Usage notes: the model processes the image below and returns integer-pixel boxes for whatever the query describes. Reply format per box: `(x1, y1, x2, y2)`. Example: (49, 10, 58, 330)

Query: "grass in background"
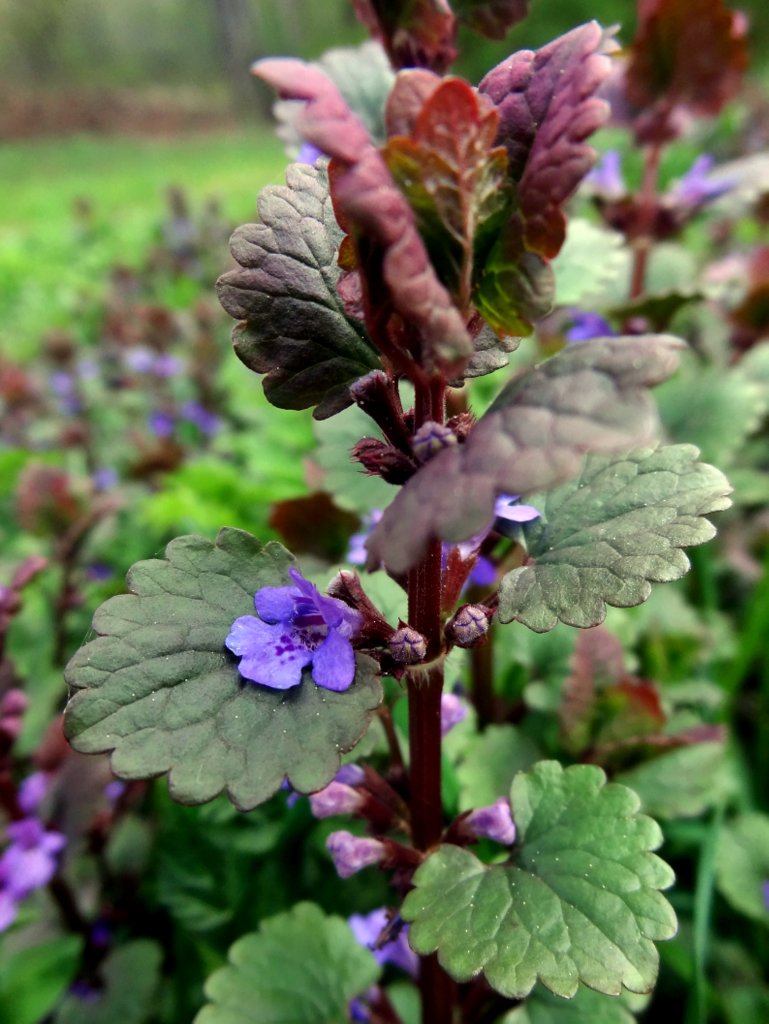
(0, 130, 286, 357)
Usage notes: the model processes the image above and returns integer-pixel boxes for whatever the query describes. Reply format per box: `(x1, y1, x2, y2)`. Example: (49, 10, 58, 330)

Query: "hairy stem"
(406, 373, 456, 1022)
(629, 142, 662, 300)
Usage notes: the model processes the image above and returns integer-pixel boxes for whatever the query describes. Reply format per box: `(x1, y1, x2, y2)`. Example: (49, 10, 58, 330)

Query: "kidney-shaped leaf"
(366, 336, 683, 574)
(64, 529, 382, 811)
(217, 163, 380, 420)
(498, 445, 732, 632)
(196, 902, 380, 1024)
(402, 761, 677, 999)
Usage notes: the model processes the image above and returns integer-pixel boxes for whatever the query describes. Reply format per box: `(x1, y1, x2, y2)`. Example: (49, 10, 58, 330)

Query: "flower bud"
(446, 604, 490, 648)
(411, 421, 457, 463)
(310, 781, 364, 819)
(466, 798, 516, 845)
(389, 626, 427, 665)
(326, 831, 386, 878)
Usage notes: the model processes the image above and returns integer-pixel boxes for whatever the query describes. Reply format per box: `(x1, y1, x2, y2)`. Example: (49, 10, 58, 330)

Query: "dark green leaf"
(452, 0, 528, 39)
(54, 941, 162, 1024)
(501, 983, 636, 1023)
(217, 163, 380, 419)
(498, 445, 732, 632)
(367, 336, 683, 574)
(64, 529, 382, 810)
(403, 761, 676, 998)
(195, 902, 380, 1024)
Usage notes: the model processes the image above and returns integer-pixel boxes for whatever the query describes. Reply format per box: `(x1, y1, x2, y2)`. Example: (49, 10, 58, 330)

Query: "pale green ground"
(0, 130, 287, 357)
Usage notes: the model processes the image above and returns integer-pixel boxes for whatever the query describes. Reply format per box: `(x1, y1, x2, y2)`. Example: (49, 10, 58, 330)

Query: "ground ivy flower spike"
(225, 567, 362, 691)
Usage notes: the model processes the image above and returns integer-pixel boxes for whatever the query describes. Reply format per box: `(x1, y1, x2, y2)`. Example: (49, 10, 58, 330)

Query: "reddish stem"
(629, 142, 663, 300)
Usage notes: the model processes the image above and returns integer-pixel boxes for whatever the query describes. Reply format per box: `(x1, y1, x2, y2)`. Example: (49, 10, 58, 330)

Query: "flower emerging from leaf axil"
(225, 567, 362, 692)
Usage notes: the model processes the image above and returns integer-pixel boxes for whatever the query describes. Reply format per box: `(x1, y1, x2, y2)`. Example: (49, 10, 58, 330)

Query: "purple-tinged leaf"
(352, 0, 458, 74)
(216, 163, 380, 419)
(383, 78, 509, 311)
(479, 22, 612, 258)
(254, 58, 473, 378)
(626, 0, 748, 120)
(384, 68, 442, 137)
(452, 0, 528, 39)
(366, 336, 683, 574)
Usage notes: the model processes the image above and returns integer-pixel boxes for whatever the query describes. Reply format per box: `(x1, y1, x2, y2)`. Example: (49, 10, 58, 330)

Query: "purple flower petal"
(226, 617, 311, 689)
(327, 831, 385, 878)
(466, 797, 516, 845)
(312, 627, 356, 692)
(0, 890, 18, 932)
(254, 585, 296, 624)
(18, 772, 49, 815)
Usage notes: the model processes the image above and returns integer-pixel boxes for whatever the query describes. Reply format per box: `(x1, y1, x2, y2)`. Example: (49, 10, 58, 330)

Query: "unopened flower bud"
(446, 604, 490, 648)
(466, 798, 516, 845)
(351, 438, 415, 485)
(326, 830, 386, 878)
(412, 421, 457, 463)
(389, 626, 427, 665)
(310, 781, 364, 819)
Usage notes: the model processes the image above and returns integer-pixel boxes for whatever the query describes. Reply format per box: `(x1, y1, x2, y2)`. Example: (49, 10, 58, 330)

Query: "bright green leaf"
(498, 445, 732, 632)
(0, 935, 82, 1024)
(195, 902, 380, 1024)
(403, 761, 677, 999)
(552, 219, 627, 309)
(64, 529, 382, 810)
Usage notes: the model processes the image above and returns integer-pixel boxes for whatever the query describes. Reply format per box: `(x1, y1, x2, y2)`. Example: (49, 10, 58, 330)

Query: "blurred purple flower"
(494, 494, 540, 525)
(180, 401, 221, 437)
(326, 831, 385, 878)
(147, 411, 175, 438)
(85, 563, 115, 583)
(0, 817, 66, 931)
(152, 354, 183, 378)
(763, 880, 769, 913)
(309, 781, 364, 819)
(349, 997, 370, 1022)
(667, 155, 733, 208)
(565, 310, 617, 343)
(48, 371, 81, 414)
(349, 908, 419, 977)
(226, 567, 362, 691)
(440, 692, 467, 736)
(468, 555, 496, 587)
(92, 467, 118, 492)
(124, 348, 156, 374)
(585, 150, 625, 200)
(18, 772, 49, 815)
(347, 511, 383, 566)
(297, 142, 323, 164)
(466, 797, 516, 845)
(105, 780, 127, 803)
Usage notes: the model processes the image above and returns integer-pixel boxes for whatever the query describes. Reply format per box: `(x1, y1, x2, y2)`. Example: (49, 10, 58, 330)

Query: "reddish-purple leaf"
(352, 0, 458, 73)
(254, 58, 472, 378)
(626, 0, 748, 119)
(452, 0, 529, 39)
(383, 78, 509, 311)
(366, 335, 683, 574)
(384, 69, 442, 137)
(479, 22, 611, 258)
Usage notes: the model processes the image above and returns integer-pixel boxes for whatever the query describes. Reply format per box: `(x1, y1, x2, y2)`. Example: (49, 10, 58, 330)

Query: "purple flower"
(565, 310, 617, 344)
(466, 798, 516, 845)
(348, 908, 419, 977)
(326, 831, 385, 878)
(152, 354, 183, 379)
(763, 880, 769, 913)
(494, 494, 540, 525)
(226, 567, 362, 691)
(297, 142, 323, 165)
(468, 555, 496, 588)
(124, 348, 156, 374)
(667, 155, 733, 208)
(92, 467, 118, 492)
(584, 150, 625, 200)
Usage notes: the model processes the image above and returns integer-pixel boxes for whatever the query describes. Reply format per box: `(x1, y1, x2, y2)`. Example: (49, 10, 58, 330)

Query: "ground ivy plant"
(63, 3, 735, 1022)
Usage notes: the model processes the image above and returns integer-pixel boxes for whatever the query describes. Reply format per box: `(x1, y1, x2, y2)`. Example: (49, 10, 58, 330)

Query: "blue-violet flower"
(326, 831, 385, 878)
(466, 797, 516, 845)
(348, 908, 419, 977)
(226, 567, 362, 691)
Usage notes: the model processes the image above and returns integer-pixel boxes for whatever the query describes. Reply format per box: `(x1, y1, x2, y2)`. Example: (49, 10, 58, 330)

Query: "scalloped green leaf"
(714, 813, 769, 925)
(498, 445, 732, 633)
(216, 163, 380, 420)
(195, 902, 380, 1024)
(552, 219, 626, 308)
(402, 761, 676, 1000)
(64, 529, 382, 811)
(456, 724, 540, 808)
(615, 743, 733, 820)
